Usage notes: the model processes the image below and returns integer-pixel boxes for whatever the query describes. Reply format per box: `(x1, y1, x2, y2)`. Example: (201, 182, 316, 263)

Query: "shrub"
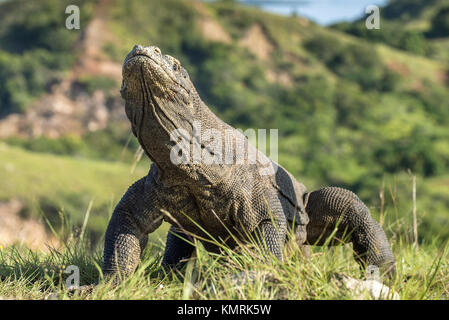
(428, 6, 449, 38)
(76, 76, 117, 95)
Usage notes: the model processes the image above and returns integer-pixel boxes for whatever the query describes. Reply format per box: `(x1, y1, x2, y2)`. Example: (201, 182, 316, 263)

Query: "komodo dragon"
(102, 45, 395, 281)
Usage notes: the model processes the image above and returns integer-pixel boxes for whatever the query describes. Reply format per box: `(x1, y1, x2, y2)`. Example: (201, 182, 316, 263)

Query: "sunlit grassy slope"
(0, 143, 170, 241)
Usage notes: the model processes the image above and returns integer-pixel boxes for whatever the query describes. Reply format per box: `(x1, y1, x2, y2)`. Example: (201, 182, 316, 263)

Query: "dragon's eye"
(172, 58, 181, 71)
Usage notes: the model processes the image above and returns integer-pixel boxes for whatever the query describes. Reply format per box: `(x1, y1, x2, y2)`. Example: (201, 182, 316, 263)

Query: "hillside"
(0, 0, 448, 247)
(332, 0, 449, 61)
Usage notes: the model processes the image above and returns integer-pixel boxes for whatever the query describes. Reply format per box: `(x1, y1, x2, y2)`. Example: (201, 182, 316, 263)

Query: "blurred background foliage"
(0, 0, 448, 246)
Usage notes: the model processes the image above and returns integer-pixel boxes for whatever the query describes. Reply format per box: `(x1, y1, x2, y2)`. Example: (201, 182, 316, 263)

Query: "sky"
(257, 0, 388, 25)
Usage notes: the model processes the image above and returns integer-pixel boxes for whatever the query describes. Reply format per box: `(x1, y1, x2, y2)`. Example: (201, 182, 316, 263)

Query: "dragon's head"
(121, 45, 196, 140)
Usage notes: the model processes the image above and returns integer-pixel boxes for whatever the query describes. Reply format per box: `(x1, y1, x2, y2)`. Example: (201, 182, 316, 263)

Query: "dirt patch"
(436, 68, 448, 85)
(0, 199, 60, 251)
(386, 60, 410, 77)
(410, 79, 424, 92)
(193, 0, 232, 44)
(198, 18, 232, 44)
(266, 69, 293, 87)
(237, 23, 293, 86)
(297, 17, 310, 27)
(239, 24, 274, 62)
(0, 87, 113, 138)
(72, 0, 122, 82)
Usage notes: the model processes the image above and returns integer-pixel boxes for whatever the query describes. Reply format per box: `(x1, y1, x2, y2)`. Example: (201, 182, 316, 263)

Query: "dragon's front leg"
(103, 177, 163, 282)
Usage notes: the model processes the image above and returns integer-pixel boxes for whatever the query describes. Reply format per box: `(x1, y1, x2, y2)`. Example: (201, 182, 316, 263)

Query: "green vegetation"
(332, 21, 429, 56)
(106, 0, 199, 62)
(0, 0, 93, 116)
(332, 0, 449, 60)
(428, 6, 449, 38)
(0, 143, 149, 241)
(5, 123, 141, 163)
(75, 75, 118, 95)
(0, 227, 447, 299)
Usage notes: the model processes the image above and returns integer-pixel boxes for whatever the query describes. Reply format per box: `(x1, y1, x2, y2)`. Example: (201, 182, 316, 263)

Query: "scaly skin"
(102, 45, 395, 282)
(305, 187, 395, 275)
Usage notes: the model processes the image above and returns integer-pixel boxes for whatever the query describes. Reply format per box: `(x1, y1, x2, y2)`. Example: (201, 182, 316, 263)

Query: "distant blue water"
(258, 0, 388, 25)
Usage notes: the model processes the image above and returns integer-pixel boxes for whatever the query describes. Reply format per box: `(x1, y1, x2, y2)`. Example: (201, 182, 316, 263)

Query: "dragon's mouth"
(123, 54, 191, 97)
(123, 53, 151, 65)
(123, 52, 169, 84)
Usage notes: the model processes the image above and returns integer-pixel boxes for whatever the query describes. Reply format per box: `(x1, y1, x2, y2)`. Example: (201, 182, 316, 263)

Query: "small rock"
(44, 293, 60, 300)
(336, 274, 399, 300)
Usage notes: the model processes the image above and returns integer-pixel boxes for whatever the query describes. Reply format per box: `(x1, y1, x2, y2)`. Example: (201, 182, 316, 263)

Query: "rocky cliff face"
(0, 199, 59, 251)
(0, 81, 118, 139)
(0, 0, 124, 139)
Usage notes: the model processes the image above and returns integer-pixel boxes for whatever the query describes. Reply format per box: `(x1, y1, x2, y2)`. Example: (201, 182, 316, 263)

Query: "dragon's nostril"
(154, 47, 161, 54)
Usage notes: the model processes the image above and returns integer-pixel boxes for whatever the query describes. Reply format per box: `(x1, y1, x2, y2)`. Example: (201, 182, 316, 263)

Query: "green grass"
(429, 38, 449, 63)
(0, 143, 142, 202)
(0, 230, 447, 300)
(376, 43, 447, 87)
(0, 143, 150, 239)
